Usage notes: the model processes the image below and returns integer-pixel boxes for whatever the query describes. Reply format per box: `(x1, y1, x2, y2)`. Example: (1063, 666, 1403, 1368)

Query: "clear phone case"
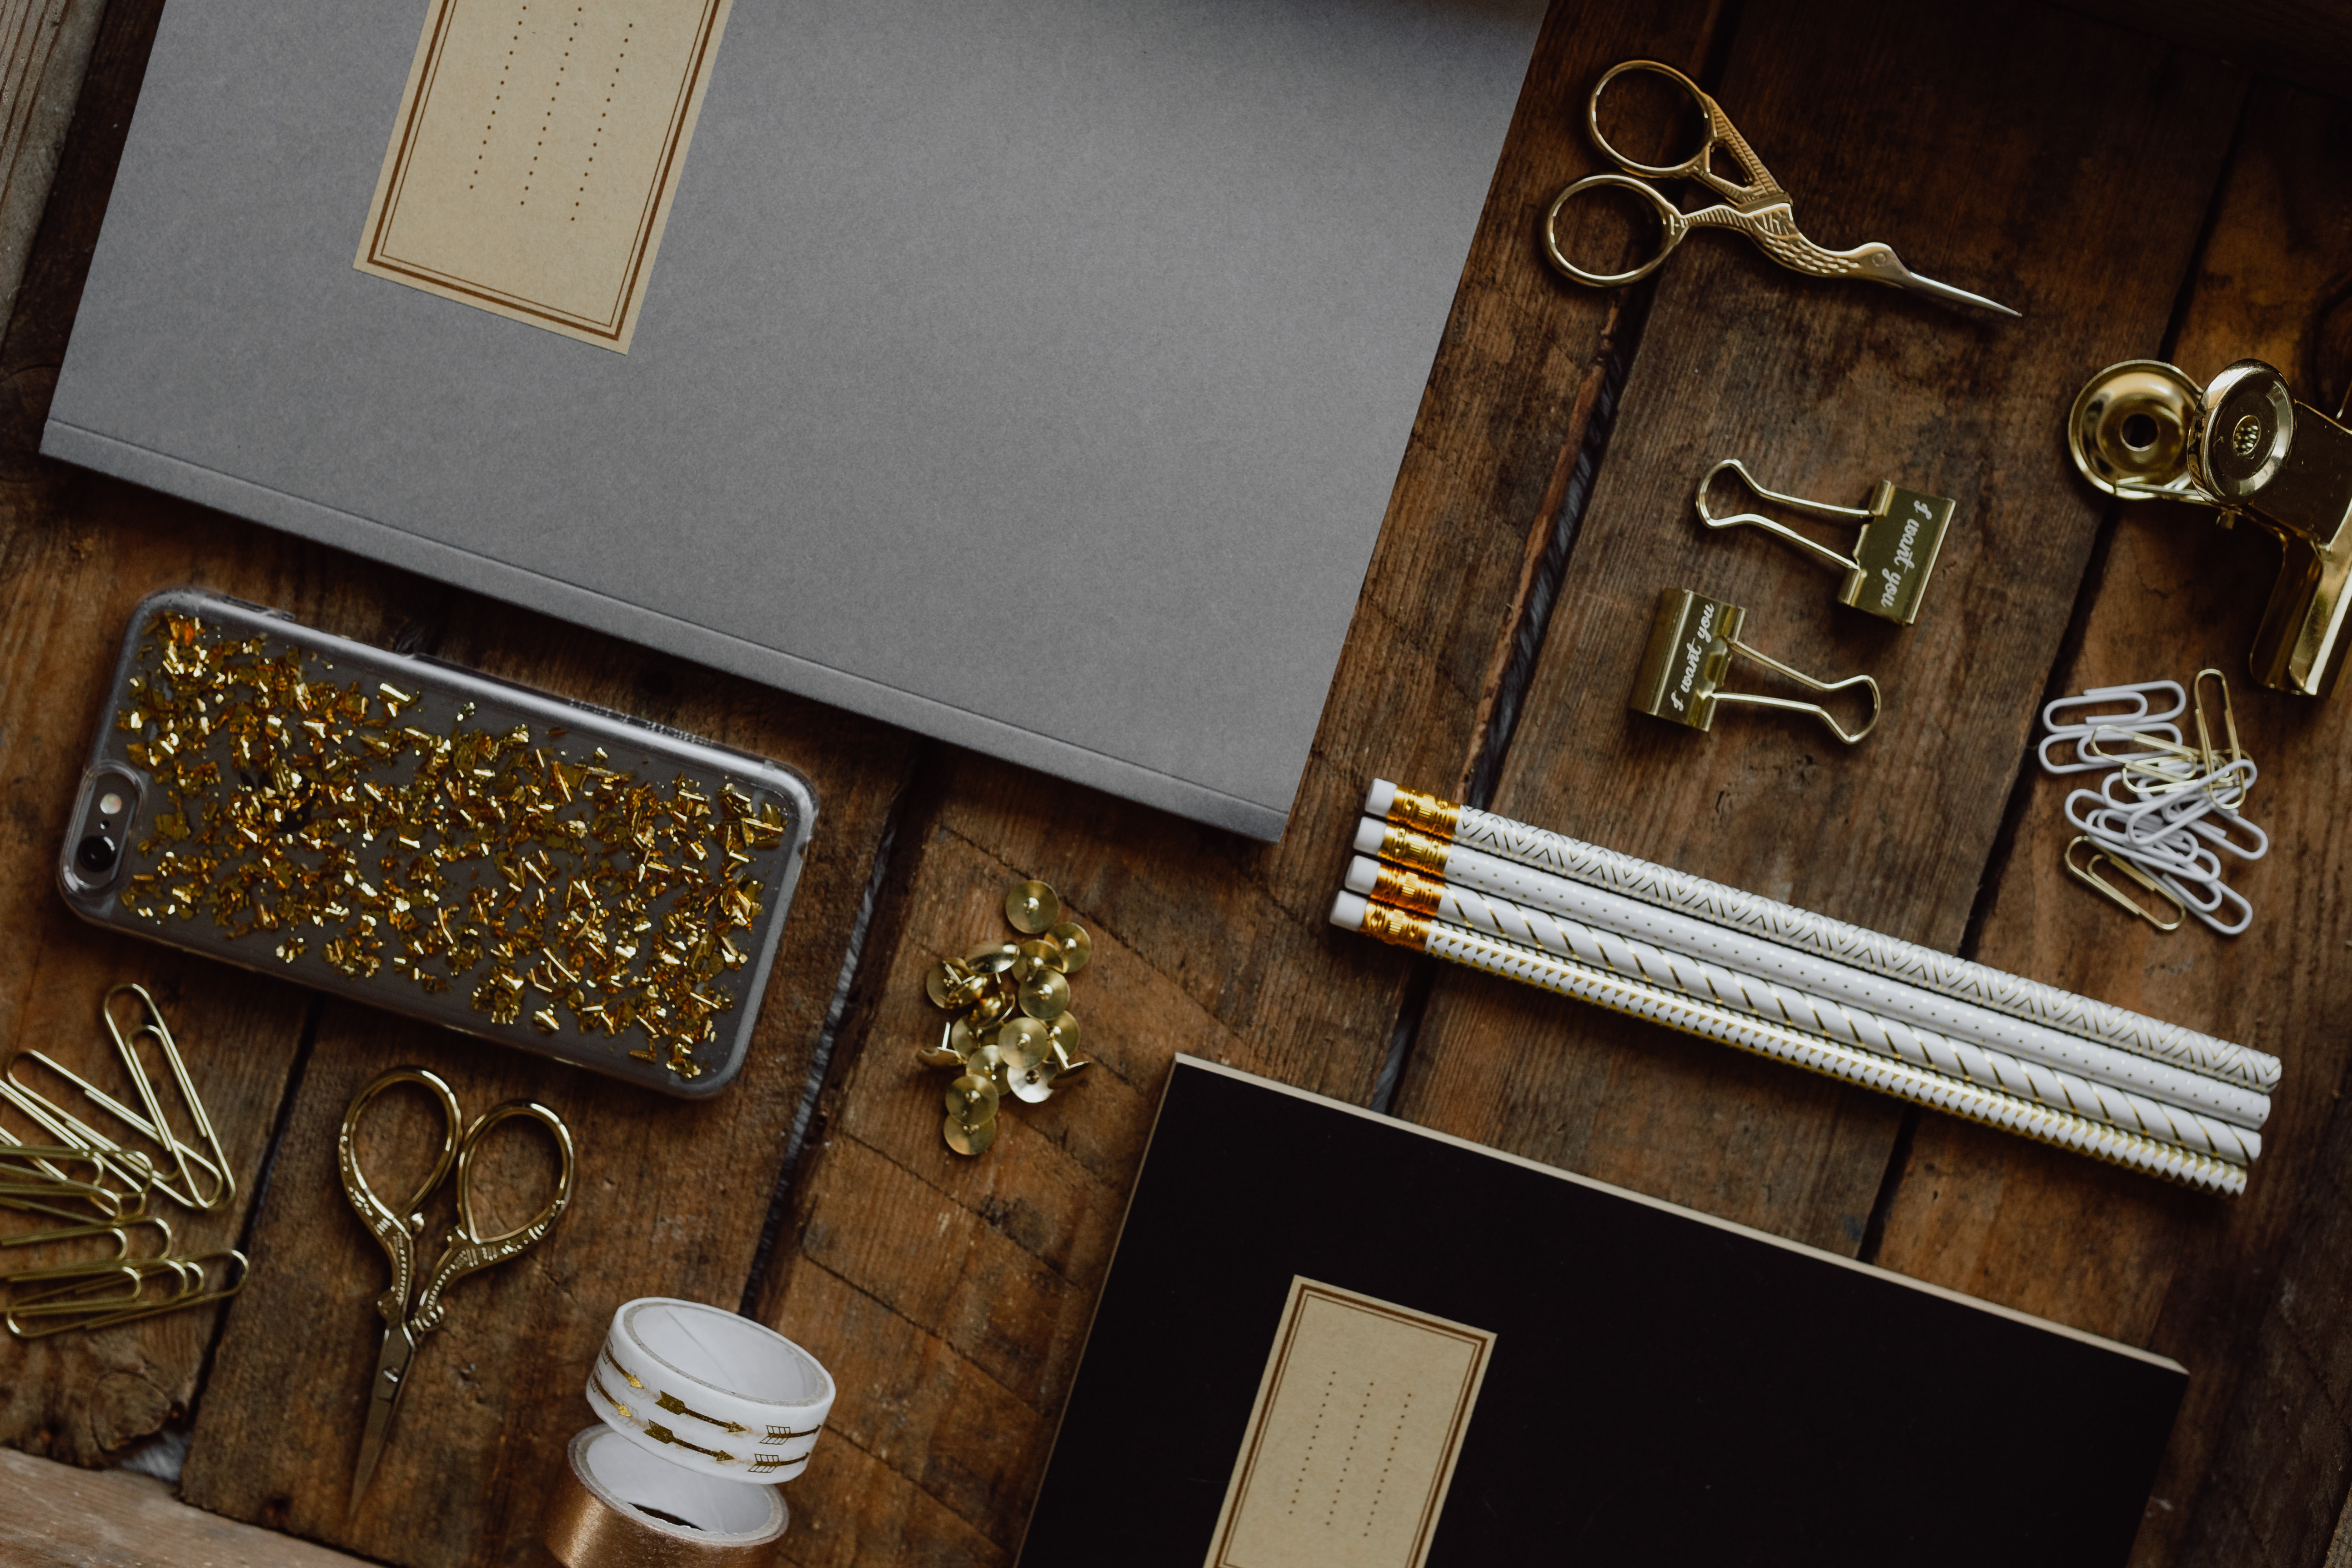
(57, 588, 817, 1097)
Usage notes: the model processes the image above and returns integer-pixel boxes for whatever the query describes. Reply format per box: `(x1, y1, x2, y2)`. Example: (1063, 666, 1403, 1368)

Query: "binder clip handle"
(1629, 588, 1881, 745)
(1717, 634, 1883, 745)
(1695, 458, 1867, 575)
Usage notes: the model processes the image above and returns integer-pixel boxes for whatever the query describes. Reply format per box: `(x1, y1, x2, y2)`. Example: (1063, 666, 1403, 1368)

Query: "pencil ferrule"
(1361, 904, 1432, 952)
(1379, 824, 1451, 877)
(1371, 864, 1444, 915)
(1388, 787, 1460, 839)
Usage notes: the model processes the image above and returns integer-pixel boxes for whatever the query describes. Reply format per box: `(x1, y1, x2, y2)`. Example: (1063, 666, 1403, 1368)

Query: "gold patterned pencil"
(1329, 891, 2244, 1196)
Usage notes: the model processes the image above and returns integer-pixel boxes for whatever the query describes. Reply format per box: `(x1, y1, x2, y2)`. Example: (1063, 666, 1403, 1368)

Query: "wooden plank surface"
(0, 1446, 366, 1568)
(0, 2, 2348, 1566)
(742, 5, 1727, 1561)
(1864, 78, 2352, 1568)
(0, 0, 107, 332)
(1392, 0, 2245, 1254)
(0, 0, 448, 1468)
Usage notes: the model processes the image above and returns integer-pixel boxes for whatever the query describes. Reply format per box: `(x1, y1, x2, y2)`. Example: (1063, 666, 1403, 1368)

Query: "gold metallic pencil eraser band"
(1388, 787, 1460, 839)
(1329, 891, 1432, 952)
(1351, 815, 1452, 877)
(1345, 852, 1446, 916)
(1362, 779, 1463, 839)
(1372, 863, 1445, 917)
(1364, 904, 1433, 951)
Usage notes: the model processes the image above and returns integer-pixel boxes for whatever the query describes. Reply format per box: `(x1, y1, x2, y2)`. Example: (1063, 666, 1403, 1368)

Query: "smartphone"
(57, 588, 817, 1097)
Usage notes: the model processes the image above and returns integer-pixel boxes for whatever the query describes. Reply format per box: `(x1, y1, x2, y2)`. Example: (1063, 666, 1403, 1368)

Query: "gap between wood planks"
(1853, 80, 2261, 1267)
(1369, 0, 1746, 1115)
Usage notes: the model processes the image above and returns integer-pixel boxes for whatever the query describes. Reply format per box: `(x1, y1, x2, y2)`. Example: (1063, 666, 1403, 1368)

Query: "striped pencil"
(1365, 780, 2276, 1094)
(1329, 890, 2245, 1195)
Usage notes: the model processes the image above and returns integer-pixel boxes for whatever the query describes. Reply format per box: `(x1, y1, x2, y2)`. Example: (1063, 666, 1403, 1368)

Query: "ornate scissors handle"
(1545, 60, 1789, 287)
(338, 1068, 461, 1335)
(1585, 60, 1779, 204)
(410, 1100, 575, 1335)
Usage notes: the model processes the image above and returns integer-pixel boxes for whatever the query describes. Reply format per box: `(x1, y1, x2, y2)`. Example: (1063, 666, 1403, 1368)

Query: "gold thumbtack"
(916, 878, 1094, 1155)
(1630, 587, 1882, 744)
(1696, 458, 1957, 626)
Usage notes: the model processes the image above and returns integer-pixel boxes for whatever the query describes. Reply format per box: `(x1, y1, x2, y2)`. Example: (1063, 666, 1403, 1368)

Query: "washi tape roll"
(542, 1424, 787, 1568)
(589, 1297, 836, 1483)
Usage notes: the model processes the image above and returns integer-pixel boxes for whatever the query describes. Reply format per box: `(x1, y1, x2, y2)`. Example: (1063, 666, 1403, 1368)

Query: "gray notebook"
(45, 0, 1544, 839)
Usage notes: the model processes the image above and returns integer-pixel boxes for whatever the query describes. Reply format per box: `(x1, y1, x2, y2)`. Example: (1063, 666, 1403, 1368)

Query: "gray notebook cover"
(44, 0, 1542, 840)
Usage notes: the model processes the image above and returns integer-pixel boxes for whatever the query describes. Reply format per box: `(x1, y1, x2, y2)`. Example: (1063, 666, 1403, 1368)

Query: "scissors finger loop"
(454, 1100, 577, 1254)
(1585, 60, 1714, 180)
(410, 1101, 574, 1333)
(340, 1068, 461, 1234)
(1544, 173, 1685, 287)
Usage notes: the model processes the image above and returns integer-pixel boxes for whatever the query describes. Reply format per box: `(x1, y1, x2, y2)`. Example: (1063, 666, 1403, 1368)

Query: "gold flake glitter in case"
(57, 589, 817, 1097)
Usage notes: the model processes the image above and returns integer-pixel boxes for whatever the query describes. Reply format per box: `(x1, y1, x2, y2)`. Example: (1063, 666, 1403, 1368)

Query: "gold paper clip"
(0, 1071, 169, 1209)
(2192, 668, 2249, 807)
(2064, 837, 2186, 932)
(1630, 587, 1882, 744)
(1696, 459, 1957, 625)
(4, 985, 233, 1215)
(7, 1251, 246, 1338)
(0, 1214, 173, 1285)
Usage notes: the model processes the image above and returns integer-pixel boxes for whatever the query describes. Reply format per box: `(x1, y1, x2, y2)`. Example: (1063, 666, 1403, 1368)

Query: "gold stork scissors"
(1543, 60, 2018, 317)
(340, 1067, 575, 1510)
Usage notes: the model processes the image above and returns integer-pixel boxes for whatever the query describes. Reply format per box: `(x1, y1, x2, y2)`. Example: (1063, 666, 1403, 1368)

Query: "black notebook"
(1021, 1058, 2184, 1568)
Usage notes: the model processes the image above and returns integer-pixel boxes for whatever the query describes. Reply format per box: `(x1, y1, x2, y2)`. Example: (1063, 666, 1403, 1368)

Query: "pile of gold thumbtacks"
(921, 880, 1093, 1156)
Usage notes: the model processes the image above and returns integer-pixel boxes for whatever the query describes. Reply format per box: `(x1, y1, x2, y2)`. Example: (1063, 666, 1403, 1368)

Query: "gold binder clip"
(2070, 358, 2352, 697)
(1695, 459, 1957, 625)
(1629, 587, 1881, 744)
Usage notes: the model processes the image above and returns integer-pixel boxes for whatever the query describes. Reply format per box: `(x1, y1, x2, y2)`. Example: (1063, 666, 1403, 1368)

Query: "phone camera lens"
(75, 833, 119, 875)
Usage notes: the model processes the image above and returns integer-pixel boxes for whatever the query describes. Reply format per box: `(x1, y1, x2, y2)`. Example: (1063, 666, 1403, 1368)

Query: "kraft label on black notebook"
(355, 0, 734, 352)
(1204, 1277, 1494, 1568)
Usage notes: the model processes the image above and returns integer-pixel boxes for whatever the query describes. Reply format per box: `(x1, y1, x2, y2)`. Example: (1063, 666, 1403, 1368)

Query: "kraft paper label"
(356, 0, 734, 352)
(1204, 1278, 1494, 1568)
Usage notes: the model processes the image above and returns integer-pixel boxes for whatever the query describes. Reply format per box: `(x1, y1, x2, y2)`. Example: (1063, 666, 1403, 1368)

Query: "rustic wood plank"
(1866, 79, 2352, 1568)
(0, 0, 106, 332)
(0, 0, 475, 1468)
(0, 1446, 366, 1568)
(1390, 0, 2245, 1253)
(744, 2, 1730, 1559)
(172, 610, 919, 1563)
(2061, 0, 2352, 103)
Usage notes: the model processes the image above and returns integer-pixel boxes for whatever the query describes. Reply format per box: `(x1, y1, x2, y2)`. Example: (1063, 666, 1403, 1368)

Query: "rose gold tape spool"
(543, 1426, 788, 1568)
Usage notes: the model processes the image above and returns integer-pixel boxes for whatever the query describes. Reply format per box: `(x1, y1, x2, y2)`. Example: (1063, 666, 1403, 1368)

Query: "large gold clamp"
(2070, 359, 2352, 697)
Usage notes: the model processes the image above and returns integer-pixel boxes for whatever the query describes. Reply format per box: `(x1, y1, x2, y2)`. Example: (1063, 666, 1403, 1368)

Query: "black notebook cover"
(1020, 1058, 2185, 1568)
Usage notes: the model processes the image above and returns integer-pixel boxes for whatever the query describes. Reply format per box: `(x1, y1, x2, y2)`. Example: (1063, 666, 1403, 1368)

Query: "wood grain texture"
(1866, 80, 2352, 1568)
(1393, 0, 2245, 1253)
(0, 0, 105, 332)
(0, 1445, 366, 1568)
(0, 0, 466, 1468)
(2061, 0, 2352, 103)
(173, 614, 918, 1564)
(744, 4, 1730, 1559)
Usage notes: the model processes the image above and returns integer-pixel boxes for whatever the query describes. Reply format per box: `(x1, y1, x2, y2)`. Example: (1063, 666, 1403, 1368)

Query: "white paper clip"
(2041, 680, 2188, 733)
(2038, 674, 2263, 936)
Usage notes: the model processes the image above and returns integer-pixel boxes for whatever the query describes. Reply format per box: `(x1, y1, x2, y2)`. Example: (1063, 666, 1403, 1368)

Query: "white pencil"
(1329, 890, 2245, 1196)
(1365, 780, 2278, 1095)
(1356, 815, 2269, 1132)
(1345, 856, 2257, 1165)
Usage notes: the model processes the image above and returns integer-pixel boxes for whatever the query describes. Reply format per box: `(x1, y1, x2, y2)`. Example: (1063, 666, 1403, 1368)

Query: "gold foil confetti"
(110, 612, 786, 1080)
(918, 877, 1094, 1153)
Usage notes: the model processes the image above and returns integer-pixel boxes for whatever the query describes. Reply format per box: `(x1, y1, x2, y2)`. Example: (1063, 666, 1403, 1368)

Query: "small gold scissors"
(1543, 60, 2018, 317)
(340, 1067, 575, 1510)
